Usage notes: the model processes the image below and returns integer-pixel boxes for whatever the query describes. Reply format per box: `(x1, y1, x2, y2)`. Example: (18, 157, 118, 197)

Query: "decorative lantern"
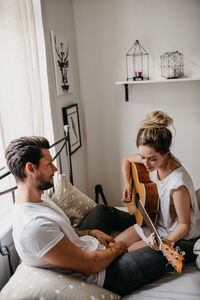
(160, 51, 184, 79)
(126, 40, 149, 81)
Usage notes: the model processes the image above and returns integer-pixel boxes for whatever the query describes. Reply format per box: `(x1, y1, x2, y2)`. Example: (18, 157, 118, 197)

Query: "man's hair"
(5, 136, 50, 182)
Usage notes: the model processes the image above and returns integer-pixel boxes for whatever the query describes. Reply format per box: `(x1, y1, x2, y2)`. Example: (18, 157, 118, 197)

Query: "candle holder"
(126, 40, 149, 81)
(160, 51, 184, 79)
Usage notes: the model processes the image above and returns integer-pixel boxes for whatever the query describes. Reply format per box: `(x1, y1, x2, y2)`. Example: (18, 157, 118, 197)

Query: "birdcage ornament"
(160, 51, 184, 79)
(126, 40, 149, 81)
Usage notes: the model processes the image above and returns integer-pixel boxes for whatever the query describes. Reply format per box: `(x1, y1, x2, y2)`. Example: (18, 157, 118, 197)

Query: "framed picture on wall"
(51, 30, 73, 96)
(62, 103, 82, 155)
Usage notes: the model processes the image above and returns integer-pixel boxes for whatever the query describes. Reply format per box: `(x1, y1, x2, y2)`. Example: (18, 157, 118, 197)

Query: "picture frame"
(62, 104, 82, 155)
(51, 30, 73, 96)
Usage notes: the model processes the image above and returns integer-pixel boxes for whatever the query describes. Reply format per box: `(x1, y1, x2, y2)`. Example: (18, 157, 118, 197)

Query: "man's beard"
(35, 173, 54, 191)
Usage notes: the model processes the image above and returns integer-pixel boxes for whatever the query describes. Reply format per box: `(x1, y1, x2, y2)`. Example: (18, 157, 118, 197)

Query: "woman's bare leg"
(115, 226, 148, 251)
(115, 226, 141, 247)
(128, 240, 147, 251)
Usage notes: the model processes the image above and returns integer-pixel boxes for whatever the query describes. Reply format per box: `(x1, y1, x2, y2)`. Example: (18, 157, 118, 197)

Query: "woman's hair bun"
(141, 110, 173, 129)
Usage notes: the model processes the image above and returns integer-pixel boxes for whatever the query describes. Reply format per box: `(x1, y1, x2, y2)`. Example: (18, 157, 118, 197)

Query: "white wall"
(40, 0, 89, 194)
(72, 0, 200, 205)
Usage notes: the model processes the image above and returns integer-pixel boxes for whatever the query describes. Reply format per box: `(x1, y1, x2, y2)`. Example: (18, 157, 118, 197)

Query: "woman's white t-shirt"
(134, 166, 200, 242)
(12, 195, 106, 287)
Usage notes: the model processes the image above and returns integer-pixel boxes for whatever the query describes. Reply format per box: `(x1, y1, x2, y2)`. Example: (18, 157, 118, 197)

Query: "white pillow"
(0, 263, 120, 300)
(51, 174, 97, 227)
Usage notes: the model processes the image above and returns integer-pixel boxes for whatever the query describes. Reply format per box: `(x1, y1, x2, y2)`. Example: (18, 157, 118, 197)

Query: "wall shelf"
(115, 77, 200, 102)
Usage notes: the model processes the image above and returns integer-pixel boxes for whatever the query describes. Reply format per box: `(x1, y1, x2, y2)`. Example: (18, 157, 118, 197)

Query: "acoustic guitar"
(126, 162, 159, 227)
(126, 162, 184, 273)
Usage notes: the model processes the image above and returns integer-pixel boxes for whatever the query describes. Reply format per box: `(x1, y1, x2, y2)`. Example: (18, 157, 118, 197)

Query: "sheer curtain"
(0, 0, 54, 233)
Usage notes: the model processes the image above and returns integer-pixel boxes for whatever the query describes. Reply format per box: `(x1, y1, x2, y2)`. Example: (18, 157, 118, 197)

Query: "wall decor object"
(126, 39, 149, 81)
(160, 51, 184, 79)
(51, 31, 73, 95)
(62, 104, 81, 155)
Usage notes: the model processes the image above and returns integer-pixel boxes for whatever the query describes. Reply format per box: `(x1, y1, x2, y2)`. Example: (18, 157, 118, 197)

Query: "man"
(6, 136, 166, 296)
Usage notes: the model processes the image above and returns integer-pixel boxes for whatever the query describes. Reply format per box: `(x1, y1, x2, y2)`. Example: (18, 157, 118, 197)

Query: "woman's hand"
(90, 229, 115, 248)
(148, 233, 174, 251)
(148, 233, 160, 251)
(122, 182, 132, 202)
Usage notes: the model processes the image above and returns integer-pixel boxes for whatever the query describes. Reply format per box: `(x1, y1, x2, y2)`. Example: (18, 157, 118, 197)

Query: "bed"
(0, 136, 200, 299)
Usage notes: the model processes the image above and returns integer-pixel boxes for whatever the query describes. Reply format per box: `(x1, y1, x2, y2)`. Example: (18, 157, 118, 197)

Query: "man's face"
(34, 148, 57, 191)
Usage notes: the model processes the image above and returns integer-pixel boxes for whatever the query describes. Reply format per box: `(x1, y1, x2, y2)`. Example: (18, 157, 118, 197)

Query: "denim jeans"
(104, 246, 166, 296)
(78, 204, 136, 234)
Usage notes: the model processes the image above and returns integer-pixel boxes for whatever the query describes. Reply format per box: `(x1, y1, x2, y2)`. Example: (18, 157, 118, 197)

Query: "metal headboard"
(0, 129, 73, 277)
(0, 128, 73, 198)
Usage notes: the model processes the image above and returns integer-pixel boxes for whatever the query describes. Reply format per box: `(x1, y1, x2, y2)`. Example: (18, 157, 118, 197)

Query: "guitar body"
(126, 163, 159, 227)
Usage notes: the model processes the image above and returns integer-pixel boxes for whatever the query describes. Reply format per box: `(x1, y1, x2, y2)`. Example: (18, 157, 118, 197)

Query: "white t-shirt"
(134, 166, 200, 242)
(12, 194, 106, 287)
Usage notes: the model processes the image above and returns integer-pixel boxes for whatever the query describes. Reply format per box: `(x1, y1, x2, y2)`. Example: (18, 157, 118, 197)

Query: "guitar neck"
(136, 193, 162, 247)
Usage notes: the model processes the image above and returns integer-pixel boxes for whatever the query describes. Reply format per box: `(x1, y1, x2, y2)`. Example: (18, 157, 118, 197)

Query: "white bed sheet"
(115, 207, 200, 300)
(123, 264, 200, 300)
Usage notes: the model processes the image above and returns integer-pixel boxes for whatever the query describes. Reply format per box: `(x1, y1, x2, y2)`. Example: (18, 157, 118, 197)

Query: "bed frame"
(1, 135, 200, 299)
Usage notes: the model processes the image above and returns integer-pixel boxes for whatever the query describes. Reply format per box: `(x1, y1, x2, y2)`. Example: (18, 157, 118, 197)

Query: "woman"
(116, 111, 200, 262)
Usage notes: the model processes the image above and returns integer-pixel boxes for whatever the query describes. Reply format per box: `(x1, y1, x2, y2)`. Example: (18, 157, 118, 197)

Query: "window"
(0, 137, 14, 234)
(0, 0, 54, 232)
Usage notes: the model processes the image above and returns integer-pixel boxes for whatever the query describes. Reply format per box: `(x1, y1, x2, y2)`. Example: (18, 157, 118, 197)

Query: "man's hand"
(109, 241, 128, 255)
(90, 229, 115, 248)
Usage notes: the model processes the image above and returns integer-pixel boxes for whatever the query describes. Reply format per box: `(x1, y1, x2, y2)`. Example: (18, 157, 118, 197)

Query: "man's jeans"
(78, 204, 136, 234)
(104, 246, 166, 296)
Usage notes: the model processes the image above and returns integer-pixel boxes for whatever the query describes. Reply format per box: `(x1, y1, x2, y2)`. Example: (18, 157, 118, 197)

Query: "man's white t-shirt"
(12, 194, 106, 287)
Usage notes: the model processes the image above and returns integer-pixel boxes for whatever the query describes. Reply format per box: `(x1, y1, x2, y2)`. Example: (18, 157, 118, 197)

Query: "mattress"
(123, 263, 200, 300)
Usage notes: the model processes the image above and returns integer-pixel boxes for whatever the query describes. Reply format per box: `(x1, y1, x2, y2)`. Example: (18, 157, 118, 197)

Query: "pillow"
(193, 239, 200, 270)
(0, 263, 120, 300)
(51, 174, 97, 227)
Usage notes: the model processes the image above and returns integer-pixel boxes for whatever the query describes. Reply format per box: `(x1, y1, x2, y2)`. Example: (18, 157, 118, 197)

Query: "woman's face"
(138, 145, 168, 172)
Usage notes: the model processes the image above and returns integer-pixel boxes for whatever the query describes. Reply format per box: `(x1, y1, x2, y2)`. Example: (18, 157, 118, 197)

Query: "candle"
(169, 68, 176, 78)
(135, 71, 142, 77)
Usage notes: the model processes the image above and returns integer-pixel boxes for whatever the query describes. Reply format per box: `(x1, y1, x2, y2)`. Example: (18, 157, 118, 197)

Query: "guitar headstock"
(161, 242, 184, 273)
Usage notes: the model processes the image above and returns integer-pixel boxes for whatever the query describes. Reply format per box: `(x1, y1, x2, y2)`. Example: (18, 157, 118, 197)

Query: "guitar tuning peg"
(175, 246, 180, 252)
(180, 251, 185, 257)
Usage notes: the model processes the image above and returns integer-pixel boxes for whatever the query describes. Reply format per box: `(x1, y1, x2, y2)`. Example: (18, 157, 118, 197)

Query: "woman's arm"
(122, 153, 143, 201)
(149, 185, 191, 250)
(166, 185, 191, 243)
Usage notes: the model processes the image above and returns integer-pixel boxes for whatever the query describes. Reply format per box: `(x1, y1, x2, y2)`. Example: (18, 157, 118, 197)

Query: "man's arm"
(75, 228, 115, 248)
(42, 235, 127, 275)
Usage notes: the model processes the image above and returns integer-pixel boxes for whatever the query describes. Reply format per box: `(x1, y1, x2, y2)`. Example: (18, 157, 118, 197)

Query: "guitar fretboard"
(136, 193, 162, 247)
